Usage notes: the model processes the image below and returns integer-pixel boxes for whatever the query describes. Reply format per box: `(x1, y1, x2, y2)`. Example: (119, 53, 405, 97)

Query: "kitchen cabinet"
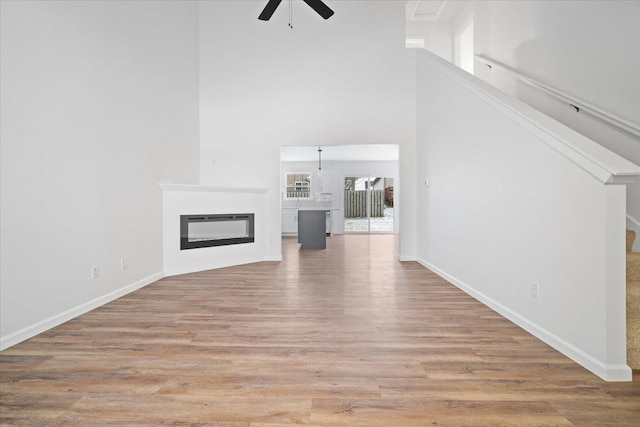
(282, 210, 298, 235)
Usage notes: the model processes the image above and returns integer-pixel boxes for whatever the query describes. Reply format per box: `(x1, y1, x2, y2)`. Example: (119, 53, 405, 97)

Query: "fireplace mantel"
(159, 183, 268, 194)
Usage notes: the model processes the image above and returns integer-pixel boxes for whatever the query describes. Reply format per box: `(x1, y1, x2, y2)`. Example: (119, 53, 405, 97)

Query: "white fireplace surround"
(160, 184, 268, 276)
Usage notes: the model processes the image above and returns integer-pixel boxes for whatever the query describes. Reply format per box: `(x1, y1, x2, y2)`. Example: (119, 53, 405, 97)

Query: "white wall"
(472, 0, 640, 245)
(199, 1, 417, 260)
(0, 1, 200, 348)
(406, 1, 472, 62)
(416, 50, 638, 380)
(457, 21, 473, 74)
(281, 160, 400, 234)
(407, 21, 453, 62)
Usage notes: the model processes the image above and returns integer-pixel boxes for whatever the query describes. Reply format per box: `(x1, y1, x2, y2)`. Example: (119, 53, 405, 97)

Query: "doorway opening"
(456, 19, 474, 74)
(280, 144, 399, 239)
(344, 177, 394, 233)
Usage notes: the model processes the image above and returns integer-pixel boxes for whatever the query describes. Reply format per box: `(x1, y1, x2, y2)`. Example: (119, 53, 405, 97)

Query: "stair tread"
(627, 229, 636, 252)
(627, 319, 640, 370)
(628, 277, 640, 313)
(628, 252, 640, 281)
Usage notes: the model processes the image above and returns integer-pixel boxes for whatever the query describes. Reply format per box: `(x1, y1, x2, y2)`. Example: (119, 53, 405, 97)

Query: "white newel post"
(603, 184, 632, 380)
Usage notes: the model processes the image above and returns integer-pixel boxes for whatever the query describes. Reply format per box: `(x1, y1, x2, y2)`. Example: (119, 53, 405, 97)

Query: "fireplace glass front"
(180, 214, 254, 250)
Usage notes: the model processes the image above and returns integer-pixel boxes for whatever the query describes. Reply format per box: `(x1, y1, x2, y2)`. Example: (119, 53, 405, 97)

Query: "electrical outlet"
(530, 281, 539, 298)
(121, 258, 128, 270)
(91, 266, 99, 279)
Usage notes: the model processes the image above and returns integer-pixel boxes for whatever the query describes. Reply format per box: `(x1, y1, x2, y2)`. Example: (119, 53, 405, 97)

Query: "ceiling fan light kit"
(258, 0, 334, 23)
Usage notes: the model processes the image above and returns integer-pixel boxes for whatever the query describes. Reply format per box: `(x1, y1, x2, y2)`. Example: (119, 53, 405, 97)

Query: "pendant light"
(317, 146, 323, 193)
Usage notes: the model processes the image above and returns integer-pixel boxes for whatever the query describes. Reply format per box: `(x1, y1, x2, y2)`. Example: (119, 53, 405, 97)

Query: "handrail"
(475, 54, 640, 139)
(417, 50, 640, 185)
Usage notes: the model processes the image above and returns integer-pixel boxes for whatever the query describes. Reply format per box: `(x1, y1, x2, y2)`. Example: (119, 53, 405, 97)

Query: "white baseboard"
(264, 255, 283, 262)
(398, 254, 417, 262)
(416, 257, 632, 382)
(0, 272, 164, 351)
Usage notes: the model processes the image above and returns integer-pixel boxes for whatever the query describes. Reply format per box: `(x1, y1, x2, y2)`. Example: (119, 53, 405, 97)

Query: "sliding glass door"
(344, 177, 394, 233)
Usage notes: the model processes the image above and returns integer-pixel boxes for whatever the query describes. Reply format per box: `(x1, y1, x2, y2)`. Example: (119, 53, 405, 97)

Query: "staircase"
(627, 229, 640, 370)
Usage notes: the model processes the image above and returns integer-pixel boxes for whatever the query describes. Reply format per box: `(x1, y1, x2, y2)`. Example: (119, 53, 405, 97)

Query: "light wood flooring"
(1, 235, 639, 425)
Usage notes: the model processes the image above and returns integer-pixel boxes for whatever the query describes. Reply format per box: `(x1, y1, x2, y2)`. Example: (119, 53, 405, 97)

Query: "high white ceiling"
(406, 0, 449, 21)
(281, 144, 399, 162)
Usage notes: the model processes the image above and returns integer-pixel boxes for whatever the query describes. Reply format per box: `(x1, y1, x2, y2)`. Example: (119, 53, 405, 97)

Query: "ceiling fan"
(258, 0, 334, 21)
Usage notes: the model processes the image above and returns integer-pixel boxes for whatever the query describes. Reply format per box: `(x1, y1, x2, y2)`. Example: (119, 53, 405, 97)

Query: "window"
(294, 181, 310, 191)
(285, 173, 311, 198)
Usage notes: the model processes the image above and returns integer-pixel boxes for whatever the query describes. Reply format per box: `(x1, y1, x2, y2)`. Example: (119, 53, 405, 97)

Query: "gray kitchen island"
(297, 210, 328, 249)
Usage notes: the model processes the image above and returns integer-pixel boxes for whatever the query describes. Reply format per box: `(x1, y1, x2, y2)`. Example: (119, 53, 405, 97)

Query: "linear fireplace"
(180, 213, 254, 250)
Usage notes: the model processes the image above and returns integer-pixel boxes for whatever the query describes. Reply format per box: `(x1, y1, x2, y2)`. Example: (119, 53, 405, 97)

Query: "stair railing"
(475, 54, 640, 139)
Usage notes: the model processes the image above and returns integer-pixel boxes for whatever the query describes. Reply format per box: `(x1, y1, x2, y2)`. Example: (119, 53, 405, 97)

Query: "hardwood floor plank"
(64, 395, 311, 425)
(310, 398, 573, 426)
(157, 376, 381, 399)
(549, 399, 640, 427)
(421, 361, 597, 381)
(0, 354, 51, 373)
(0, 391, 82, 422)
(377, 377, 614, 401)
(1, 235, 639, 425)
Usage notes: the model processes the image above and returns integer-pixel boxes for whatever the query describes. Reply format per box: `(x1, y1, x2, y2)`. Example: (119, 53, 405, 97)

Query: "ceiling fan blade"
(258, 0, 283, 21)
(302, 0, 334, 19)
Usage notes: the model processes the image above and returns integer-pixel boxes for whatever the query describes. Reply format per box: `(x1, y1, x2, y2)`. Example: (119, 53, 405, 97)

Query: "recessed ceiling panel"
(411, 0, 448, 21)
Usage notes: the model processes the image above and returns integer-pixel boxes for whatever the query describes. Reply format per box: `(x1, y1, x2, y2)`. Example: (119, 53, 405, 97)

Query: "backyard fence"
(287, 191, 310, 198)
(344, 190, 385, 218)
